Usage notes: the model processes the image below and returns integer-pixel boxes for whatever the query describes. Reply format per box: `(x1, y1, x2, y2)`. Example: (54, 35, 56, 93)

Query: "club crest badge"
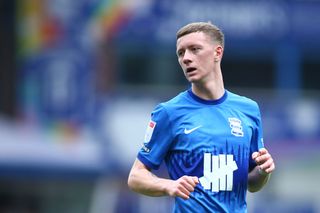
(228, 117, 244, 137)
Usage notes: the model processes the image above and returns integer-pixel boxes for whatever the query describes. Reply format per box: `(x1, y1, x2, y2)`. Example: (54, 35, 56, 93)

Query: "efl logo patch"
(228, 117, 244, 137)
(144, 120, 156, 143)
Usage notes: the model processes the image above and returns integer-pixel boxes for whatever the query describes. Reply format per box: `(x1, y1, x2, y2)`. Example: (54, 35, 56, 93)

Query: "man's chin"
(187, 76, 201, 83)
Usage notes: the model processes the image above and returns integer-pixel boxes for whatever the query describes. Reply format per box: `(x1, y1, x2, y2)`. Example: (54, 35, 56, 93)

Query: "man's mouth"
(186, 67, 197, 73)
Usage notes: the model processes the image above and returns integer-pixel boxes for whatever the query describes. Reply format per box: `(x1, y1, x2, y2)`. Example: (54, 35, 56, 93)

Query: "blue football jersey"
(138, 89, 264, 213)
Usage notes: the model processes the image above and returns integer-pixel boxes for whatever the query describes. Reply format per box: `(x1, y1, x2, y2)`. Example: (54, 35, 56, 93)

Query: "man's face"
(176, 32, 220, 83)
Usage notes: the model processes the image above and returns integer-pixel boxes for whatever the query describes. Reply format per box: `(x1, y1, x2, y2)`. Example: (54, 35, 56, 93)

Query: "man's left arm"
(248, 148, 275, 192)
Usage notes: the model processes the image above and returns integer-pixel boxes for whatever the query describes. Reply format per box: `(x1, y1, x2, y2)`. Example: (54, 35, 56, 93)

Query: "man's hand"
(165, 175, 199, 200)
(252, 148, 275, 175)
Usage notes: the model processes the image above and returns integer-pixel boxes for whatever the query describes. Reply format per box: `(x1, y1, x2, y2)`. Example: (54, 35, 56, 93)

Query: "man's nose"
(183, 50, 192, 64)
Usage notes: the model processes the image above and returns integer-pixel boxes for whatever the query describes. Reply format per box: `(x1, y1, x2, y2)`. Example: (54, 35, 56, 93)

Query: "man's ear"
(214, 45, 223, 62)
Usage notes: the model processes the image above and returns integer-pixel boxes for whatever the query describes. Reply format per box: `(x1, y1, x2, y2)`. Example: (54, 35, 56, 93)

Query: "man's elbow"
(128, 170, 142, 193)
(127, 173, 136, 191)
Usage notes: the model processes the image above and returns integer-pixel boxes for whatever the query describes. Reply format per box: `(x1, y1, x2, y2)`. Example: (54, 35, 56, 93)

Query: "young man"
(128, 22, 275, 212)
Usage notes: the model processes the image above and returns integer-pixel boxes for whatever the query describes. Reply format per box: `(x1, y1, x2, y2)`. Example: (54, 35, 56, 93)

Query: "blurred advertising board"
(12, 0, 134, 175)
(117, 0, 320, 49)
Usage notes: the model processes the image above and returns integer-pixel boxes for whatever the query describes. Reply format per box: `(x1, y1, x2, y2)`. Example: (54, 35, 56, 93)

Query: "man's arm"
(128, 159, 199, 200)
(248, 148, 275, 192)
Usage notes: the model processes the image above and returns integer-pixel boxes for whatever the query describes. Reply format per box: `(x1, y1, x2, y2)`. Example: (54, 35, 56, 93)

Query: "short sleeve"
(137, 104, 174, 170)
(249, 105, 265, 171)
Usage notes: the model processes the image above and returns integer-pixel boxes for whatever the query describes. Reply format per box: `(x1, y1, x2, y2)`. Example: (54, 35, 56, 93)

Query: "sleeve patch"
(144, 120, 156, 143)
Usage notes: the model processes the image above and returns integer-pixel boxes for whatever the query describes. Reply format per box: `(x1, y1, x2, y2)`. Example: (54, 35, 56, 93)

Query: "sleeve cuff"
(137, 153, 160, 170)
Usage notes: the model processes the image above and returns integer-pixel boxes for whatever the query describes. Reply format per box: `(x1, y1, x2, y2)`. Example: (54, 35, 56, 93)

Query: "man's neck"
(191, 73, 225, 100)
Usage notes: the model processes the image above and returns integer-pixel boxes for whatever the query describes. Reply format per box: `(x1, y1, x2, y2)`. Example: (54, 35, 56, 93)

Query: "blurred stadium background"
(0, 0, 319, 212)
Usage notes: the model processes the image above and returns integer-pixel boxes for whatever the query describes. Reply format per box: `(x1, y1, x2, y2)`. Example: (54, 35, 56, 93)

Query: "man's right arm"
(127, 158, 199, 200)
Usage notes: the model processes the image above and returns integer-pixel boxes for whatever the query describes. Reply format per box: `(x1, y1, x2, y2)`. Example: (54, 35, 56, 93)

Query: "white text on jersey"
(199, 153, 238, 192)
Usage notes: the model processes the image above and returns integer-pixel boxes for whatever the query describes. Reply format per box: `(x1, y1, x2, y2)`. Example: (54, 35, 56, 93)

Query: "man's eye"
(192, 47, 200, 52)
(177, 51, 184, 57)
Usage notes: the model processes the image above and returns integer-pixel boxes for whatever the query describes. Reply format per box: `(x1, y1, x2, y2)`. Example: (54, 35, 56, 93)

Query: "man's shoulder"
(150, 90, 189, 121)
(226, 90, 259, 111)
(159, 90, 190, 109)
